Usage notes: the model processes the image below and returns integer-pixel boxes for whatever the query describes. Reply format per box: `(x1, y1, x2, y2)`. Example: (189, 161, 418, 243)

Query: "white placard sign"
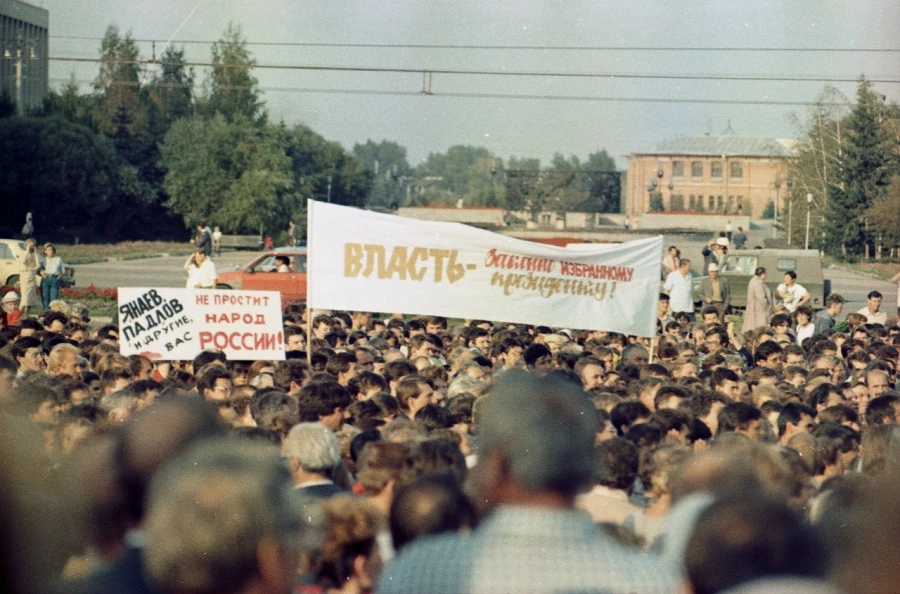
(307, 201, 663, 337)
(118, 288, 285, 360)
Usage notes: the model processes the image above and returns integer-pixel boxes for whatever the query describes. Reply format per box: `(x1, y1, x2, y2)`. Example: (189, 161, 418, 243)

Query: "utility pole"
(3, 33, 35, 116)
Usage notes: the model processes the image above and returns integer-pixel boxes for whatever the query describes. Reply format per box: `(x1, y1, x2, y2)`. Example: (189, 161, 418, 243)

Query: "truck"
(717, 249, 830, 310)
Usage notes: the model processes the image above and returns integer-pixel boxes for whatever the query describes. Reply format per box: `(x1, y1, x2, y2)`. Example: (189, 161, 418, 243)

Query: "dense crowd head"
(1, 286, 900, 593)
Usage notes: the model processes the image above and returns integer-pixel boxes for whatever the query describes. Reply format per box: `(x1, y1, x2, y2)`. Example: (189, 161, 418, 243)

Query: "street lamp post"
(805, 193, 812, 250)
(786, 174, 793, 243)
(773, 173, 781, 238)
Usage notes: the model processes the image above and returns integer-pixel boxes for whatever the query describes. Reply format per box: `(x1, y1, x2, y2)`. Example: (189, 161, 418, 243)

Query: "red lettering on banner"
(199, 331, 281, 352)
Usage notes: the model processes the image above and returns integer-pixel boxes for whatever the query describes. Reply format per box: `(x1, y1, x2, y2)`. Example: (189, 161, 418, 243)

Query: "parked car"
(718, 249, 829, 310)
(216, 247, 307, 303)
(0, 238, 75, 290)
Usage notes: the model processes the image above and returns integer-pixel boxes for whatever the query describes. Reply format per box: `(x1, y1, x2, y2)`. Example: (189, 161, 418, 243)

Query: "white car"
(0, 239, 75, 290)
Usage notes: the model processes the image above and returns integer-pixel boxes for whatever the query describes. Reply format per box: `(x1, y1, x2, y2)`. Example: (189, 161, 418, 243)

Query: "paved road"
(75, 252, 252, 289)
(73, 229, 898, 322)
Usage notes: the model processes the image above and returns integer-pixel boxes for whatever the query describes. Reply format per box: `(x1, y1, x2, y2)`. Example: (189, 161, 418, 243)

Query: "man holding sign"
(306, 200, 663, 338)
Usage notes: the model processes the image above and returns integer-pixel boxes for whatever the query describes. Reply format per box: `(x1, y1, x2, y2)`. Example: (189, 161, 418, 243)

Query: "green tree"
(92, 25, 148, 137)
(161, 115, 293, 233)
(284, 123, 370, 212)
(0, 116, 146, 238)
(584, 149, 616, 172)
(203, 23, 264, 123)
(34, 76, 95, 125)
(416, 145, 496, 205)
(868, 178, 900, 257)
(825, 79, 897, 257)
(150, 45, 195, 125)
(785, 86, 849, 248)
(0, 91, 15, 118)
(352, 140, 411, 207)
(583, 150, 621, 213)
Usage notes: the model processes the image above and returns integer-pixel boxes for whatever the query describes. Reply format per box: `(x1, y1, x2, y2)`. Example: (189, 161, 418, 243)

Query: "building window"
(689, 195, 695, 209)
(672, 161, 684, 179)
(717, 196, 723, 211)
(730, 161, 743, 179)
(691, 162, 703, 179)
(671, 195, 685, 211)
(711, 162, 723, 178)
(708, 196, 715, 210)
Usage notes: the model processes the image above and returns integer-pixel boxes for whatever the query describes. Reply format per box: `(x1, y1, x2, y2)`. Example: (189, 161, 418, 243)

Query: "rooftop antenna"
(722, 120, 736, 135)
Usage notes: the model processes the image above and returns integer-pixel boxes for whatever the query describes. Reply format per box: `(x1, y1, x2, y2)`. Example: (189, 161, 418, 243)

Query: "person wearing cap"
(698, 263, 731, 321)
(710, 238, 729, 273)
(2, 292, 23, 327)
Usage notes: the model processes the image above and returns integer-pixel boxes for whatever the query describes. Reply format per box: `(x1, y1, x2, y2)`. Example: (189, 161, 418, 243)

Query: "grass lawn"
(822, 255, 900, 282)
(60, 241, 195, 264)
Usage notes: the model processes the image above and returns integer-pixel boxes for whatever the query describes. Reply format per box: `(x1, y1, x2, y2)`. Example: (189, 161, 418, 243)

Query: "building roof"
(634, 135, 796, 158)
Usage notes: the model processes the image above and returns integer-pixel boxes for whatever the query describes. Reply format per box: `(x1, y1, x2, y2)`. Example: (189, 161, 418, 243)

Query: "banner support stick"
(306, 200, 314, 367)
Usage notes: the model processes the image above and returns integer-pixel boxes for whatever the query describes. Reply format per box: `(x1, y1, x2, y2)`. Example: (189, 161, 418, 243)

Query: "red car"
(216, 248, 308, 303)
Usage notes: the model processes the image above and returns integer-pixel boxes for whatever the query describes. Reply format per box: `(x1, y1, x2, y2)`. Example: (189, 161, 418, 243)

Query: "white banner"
(307, 201, 663, 337)
(118, 288, 285, 360)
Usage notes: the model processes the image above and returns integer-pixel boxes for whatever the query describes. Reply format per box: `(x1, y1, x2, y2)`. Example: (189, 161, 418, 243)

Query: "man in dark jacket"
(194, 220, 212, 257)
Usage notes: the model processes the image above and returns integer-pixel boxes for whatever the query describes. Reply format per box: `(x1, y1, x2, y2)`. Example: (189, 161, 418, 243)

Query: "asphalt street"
(73, 227, 898, 322)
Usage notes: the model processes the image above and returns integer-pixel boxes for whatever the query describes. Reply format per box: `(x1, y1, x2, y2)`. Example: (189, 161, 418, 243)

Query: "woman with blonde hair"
(17, 238, 41, 316)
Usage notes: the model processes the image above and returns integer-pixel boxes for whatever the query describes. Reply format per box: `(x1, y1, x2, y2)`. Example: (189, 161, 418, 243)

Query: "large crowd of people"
(1, 255, 900, 594)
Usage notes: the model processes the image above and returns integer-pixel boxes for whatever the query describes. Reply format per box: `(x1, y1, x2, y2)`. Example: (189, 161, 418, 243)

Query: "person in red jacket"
(2, 292, 22, 326)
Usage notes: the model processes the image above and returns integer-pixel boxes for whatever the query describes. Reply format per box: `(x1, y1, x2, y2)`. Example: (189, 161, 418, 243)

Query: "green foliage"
(92, 26, 147, 138)
(33, 76, 95, 126)
(283, 123, 371, 209)
(0, 116, 148, 238)
(161, 115, 294, 233)
(203, 23, 264, 123)
(504, 150, 620, 215)
(761, 200, 775, 219)
(150, 46, 195, 125)
(785, 86, 849, 248)
(824, 79, 896, 256)
(161, 117, 371, 234)
(869, 179, 900, 250)
(416, 145, 496, 204)
(0, 91, 15, 118)
(649, 193, 664, 212)
(352, 140, 411, 208)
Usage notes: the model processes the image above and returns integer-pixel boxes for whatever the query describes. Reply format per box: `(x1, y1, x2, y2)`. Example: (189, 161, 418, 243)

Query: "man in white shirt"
(857, 291, 887, 325)
(775, 270, 809, 313)
(190, 249, 217, 289)
(664, 259, 695, 320)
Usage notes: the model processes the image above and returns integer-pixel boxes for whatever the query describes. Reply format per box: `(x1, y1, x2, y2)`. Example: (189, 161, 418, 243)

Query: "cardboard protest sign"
(307, 200, 664, 337)
(118, 288, 285, 360)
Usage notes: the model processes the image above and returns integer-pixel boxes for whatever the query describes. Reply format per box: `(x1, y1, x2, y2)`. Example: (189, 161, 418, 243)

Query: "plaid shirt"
(377, 505, 676, 594)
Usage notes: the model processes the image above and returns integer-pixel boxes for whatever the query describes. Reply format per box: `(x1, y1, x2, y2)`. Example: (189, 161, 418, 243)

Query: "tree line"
(784, 80, 900, 260)
(0, 23, 623, 242)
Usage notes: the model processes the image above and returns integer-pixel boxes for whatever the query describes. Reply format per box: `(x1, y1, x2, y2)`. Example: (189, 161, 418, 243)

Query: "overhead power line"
(48, 36, 900, 53)
(25, 55, 900, 84)
(50, 77, 849, 107)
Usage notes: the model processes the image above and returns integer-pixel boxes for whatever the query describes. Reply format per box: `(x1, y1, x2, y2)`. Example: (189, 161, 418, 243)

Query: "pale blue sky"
(41, 0, 900, 167)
